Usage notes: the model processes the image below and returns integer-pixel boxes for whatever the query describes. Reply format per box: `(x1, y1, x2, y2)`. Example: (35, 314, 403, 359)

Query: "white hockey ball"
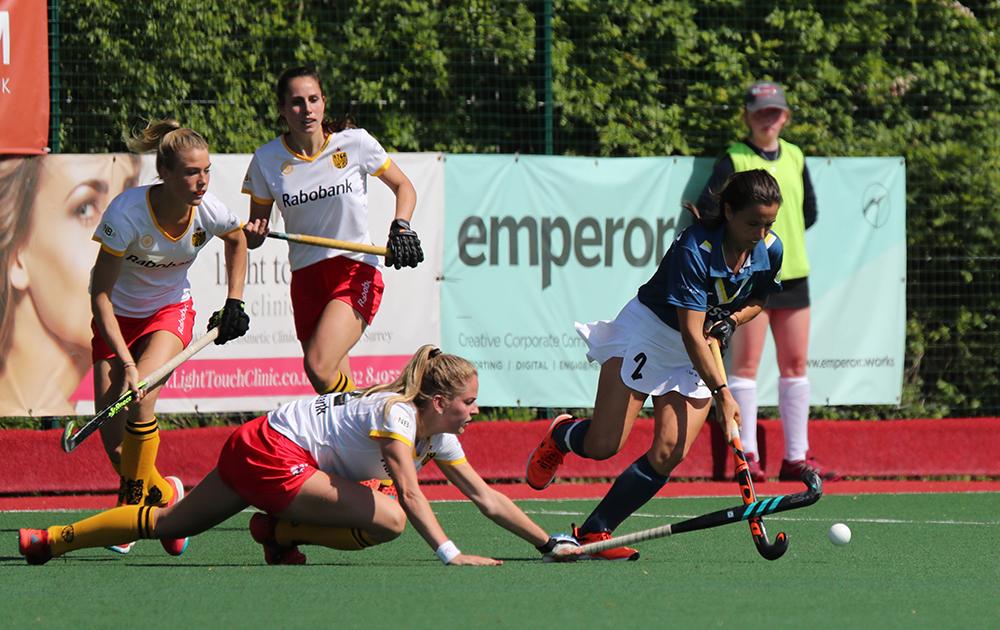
(828, 522, 852, 546)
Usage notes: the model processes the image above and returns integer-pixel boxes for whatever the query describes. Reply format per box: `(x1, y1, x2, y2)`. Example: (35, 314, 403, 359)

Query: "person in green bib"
(696, 81, 840, 483)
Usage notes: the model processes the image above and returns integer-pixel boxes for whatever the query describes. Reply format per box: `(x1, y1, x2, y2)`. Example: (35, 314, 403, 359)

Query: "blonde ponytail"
(125, 118, 209, 176)
(364, 345, 477, 418)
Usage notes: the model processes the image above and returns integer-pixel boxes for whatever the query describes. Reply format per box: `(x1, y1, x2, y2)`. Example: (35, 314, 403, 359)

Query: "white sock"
(729, 376, 758, 456)
(779, 376, 810, 461)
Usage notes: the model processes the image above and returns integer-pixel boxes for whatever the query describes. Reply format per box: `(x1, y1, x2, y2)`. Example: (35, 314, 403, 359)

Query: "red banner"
(0, 0, 49, 154)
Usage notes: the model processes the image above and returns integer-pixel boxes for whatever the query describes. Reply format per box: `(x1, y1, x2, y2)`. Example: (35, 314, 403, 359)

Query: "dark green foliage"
(49, 0, 1000, 418)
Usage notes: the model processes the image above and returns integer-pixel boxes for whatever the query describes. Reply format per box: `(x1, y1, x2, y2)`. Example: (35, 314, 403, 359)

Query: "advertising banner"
(0, 0, 48, 154)
(0, 155, 140, 417)
(442, 155, 906, 407)
(0, 152, 443, 416)
(0, 152, 903, 416)
(83, 152, 446, 413)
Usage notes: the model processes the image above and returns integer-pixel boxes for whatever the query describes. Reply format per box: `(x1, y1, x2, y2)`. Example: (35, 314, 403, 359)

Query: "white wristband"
(435, 540, 461, 564)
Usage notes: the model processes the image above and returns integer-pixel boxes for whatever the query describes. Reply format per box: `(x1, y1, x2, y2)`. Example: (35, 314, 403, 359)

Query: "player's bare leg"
(582, 358, 648, 460)
(245, 471, 405, 562)
(526, 358, 646, 489)
(94, 357, 124, 469)
(302, 299, 365, 394)
(153, 469, 250, 539)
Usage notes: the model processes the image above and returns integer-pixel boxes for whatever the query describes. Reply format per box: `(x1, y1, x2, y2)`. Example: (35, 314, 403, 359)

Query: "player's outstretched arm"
(440, 461, 579, 561)
(379, 438, 501, 566)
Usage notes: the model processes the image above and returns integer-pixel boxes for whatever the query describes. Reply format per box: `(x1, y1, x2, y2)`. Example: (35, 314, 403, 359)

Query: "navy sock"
(552, 419, 591, 457)
(580, 455, 669, 534)
(566, 419, 591, 455)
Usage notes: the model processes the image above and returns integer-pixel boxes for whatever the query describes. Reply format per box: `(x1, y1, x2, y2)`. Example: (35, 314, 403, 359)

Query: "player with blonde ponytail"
(20, 345, 578, 566)
(88, 118, 249, 556)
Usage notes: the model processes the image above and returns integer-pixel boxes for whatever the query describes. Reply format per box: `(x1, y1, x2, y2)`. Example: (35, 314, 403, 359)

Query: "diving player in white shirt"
(242, 66, 423, 396)
(19, 346, 578, 566)
(88, 119, 249, 556)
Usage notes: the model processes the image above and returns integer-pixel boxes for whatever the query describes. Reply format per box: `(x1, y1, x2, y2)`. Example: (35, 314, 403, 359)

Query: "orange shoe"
(159, 476, 189, 556)
(574, 525, 640, 561)
(249, 513, 307, 565)
(18, 529, 52, 565)
(526, 414, 575, 490)
(360, 478, 398, 500)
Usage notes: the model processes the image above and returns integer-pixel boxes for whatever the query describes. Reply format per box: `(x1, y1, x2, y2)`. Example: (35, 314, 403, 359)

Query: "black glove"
(706, 315, 737, 351)
(208, 298, 250, 345)
(386, 218, 424, 270)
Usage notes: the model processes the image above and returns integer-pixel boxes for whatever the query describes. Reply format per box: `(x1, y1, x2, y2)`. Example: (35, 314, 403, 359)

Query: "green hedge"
(49, 0, 999, 418)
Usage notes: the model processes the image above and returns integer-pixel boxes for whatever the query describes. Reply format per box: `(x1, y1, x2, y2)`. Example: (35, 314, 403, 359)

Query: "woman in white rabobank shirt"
(242, 66, 423, 396)
(89, 119, 249, 556)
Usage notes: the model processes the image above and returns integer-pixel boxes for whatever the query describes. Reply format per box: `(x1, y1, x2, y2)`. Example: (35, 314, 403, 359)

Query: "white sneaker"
(107, 541, 135, 555)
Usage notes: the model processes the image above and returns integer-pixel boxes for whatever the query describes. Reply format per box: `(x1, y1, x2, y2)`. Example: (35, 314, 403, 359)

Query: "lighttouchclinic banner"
(0, 0, 49, 154)
(0, 152, 442, 416)
(109, 152, 445, 413)
(442, 154, 906, 407)
(136, 152, 445, 413)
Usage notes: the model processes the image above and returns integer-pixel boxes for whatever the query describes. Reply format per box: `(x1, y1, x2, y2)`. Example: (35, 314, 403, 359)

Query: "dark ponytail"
(683, 169, 782, 228)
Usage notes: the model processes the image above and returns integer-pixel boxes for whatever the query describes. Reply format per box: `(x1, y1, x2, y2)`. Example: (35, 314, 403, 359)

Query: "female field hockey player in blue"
(20, 346, 578, 566)
(526, 169, 784, 560)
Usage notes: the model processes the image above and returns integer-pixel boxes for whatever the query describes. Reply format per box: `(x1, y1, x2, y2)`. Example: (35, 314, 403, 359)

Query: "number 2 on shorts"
(631, 352, 647, 380)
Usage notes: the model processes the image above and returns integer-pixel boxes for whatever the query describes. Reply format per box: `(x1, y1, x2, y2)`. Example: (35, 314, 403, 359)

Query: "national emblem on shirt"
(417, 451, 436, 467)
(192, 227, 207, 247)
(139, 234, 155, 250)
(332, 150, 348, 169)
(280, 160, 295, 175)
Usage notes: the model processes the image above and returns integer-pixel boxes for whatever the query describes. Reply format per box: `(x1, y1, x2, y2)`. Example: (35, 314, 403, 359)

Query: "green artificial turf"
(3, 493, 999, 628)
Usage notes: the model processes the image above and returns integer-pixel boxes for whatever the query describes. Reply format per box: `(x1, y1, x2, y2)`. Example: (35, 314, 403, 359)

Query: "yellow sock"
(47, 505, 159, 556)
(274, 519, 375, 550)
(323, 371, 355, 394)
(120, 417, 174, 506)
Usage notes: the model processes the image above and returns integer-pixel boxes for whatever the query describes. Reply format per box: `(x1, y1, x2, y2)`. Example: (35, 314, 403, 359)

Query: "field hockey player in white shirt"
(242, 65, 423, 397)
(89, 119, 249, 555)
(18, 345, 578, 566)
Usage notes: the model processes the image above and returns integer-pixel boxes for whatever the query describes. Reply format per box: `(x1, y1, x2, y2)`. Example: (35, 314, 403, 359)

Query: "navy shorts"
(767, 277, 809, 310)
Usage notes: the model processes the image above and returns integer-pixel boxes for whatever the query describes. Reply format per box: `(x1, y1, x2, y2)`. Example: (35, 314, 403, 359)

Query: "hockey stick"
(266, 231, 388, 257)
(60, 328, 219, 453)
(561, 471, 822, 558)
(710, 339, 790, 560)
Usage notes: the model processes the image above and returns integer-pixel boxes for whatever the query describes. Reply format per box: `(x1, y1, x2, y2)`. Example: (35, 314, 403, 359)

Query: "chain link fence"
(46, 0, 999, 417)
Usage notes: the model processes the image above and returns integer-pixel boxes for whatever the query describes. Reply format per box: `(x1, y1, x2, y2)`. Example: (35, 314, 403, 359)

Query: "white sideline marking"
(522, 508, 1000, 527)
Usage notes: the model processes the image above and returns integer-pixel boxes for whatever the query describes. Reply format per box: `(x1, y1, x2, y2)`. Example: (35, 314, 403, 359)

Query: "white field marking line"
(3, 506, 998, 528)
(522, 508, 1000, 527)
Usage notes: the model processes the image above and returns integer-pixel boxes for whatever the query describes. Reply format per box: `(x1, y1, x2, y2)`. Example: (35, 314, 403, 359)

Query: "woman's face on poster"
(19, 156, 138, 349)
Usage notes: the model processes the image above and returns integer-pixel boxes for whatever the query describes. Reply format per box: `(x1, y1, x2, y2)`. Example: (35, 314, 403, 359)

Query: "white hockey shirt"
(241, 128, 391, 272)
(92, 186, 241, 318)
(268, 391, 467, 481)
